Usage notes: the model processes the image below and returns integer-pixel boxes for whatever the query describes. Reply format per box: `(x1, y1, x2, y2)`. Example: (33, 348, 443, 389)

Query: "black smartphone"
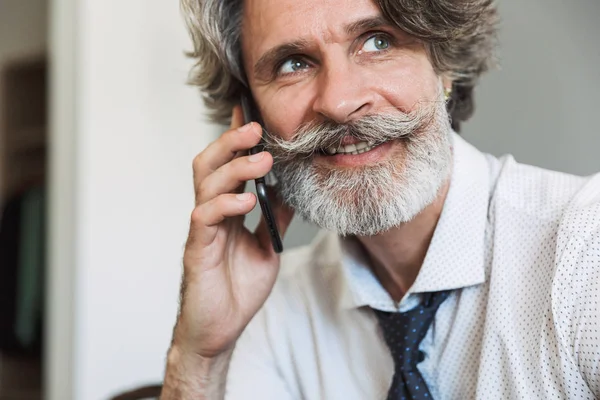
(240, 93, 284, 253)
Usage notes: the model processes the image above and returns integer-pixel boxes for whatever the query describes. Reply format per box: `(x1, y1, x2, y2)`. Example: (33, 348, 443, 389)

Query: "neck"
(356, 179, 450, 303)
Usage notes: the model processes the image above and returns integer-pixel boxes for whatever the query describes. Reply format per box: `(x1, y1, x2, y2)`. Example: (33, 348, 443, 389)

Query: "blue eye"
(362, 35, 390, 52)
(278, 58, 309, 75)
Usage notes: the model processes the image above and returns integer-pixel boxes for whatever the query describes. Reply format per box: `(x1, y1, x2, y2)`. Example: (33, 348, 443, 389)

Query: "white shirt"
(226, 133, 600, 400)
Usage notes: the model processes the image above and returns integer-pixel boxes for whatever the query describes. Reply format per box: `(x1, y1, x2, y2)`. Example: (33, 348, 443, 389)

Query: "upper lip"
(339, 135, 364, 145)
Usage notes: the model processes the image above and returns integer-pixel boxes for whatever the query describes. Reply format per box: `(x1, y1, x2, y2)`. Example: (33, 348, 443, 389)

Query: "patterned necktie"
(372, 290, 451, 400)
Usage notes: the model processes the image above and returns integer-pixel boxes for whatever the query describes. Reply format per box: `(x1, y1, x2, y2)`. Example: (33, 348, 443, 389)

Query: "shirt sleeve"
(225, 306, 295, 400)
(568, 227, 600, 397)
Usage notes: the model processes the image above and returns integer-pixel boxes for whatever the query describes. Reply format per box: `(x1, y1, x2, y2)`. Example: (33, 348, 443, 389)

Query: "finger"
(188, 192, 257, 247)
(197, 151, 273, 205)
(254, 187, 295, 254)
(193, 122, 263, 193)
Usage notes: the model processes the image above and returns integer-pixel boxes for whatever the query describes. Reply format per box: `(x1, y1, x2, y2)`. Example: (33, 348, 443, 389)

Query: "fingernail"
(238, 122, 253, 132)
(236, 193, 252, 201)
(248, 151, 265, 162)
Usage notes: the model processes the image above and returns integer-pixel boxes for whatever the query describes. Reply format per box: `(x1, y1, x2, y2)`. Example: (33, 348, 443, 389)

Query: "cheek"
(257, 90, 310, 140)
(369, 57, 440, 113)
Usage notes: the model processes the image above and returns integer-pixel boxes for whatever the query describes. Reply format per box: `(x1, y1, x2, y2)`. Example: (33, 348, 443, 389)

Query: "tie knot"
(373, 290, 451, 368)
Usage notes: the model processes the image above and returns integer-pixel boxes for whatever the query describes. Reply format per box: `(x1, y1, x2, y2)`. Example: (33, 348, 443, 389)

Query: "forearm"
(161, 345, 234, 400)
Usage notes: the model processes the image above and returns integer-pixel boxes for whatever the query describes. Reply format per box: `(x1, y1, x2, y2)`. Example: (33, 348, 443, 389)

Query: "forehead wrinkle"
(249, 5, 379, 54)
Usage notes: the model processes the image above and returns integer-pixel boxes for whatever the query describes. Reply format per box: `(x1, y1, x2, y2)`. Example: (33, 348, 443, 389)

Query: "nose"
(312, 63, 373, 124)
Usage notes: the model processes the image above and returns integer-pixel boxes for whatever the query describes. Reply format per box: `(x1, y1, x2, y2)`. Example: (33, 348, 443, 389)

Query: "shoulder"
(552, 170, 600, 299)
(558, 171, 600, 238)
(491, 155, 591, 221)
(487, 156, 600, 392)
(553, 171, 600, 263)
(550, 173, 600, 395)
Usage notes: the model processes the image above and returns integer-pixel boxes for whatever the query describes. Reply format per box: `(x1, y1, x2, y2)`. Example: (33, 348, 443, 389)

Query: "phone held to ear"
(240, 93, 284, 254)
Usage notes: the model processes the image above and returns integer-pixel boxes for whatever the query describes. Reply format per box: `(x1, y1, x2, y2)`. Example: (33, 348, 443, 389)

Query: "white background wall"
(48, 0, 219, 399)
(47, 0, 600, 399)
(75, 0, 217, 397)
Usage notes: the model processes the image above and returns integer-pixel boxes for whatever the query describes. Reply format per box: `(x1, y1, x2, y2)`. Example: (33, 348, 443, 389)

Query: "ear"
(441, 75, 453, 101)
(442, 75, 453, 92)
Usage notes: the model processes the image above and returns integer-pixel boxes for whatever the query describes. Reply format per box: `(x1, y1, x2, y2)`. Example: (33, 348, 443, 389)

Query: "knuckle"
(190, 206, 206, 226)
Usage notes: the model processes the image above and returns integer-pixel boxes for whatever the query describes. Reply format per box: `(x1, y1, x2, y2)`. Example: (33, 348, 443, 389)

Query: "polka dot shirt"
(226, 134, 600, 400)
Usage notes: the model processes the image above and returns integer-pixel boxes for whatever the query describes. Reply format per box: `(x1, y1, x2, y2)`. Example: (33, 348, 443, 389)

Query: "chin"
(278, 152, 451, 237)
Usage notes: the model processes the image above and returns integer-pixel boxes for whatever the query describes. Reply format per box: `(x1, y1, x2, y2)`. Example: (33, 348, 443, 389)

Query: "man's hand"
(161, 106, 294, 399)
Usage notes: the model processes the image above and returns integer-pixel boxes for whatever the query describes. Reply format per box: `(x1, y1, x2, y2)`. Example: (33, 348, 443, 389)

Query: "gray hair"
(181, 0, 499, 131)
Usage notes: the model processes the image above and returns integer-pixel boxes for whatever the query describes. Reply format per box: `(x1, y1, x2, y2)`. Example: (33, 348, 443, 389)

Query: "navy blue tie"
(373, 291, 451, 400)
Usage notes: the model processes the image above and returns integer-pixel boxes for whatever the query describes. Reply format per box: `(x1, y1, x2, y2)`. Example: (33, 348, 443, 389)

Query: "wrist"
(167, 344, 234, 375)
(162, 345, 234, 400)
(171, 320, 237, 359)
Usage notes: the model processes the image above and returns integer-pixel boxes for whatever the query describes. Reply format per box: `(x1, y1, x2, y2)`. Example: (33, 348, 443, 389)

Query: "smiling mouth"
(321, 140, 384, 156)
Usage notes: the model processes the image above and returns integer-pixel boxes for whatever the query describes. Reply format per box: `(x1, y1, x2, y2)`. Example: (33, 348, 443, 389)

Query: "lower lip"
(315, 141, 394, 167)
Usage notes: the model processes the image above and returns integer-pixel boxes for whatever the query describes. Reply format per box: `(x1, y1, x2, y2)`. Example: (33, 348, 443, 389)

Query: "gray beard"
(269, 95, 453, 237)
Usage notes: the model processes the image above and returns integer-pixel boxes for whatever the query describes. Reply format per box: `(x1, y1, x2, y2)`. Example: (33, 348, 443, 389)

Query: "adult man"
(161, 0, 600, 398)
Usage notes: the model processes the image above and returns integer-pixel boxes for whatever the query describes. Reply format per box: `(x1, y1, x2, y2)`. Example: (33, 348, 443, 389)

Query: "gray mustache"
(262, 103, 438, 162)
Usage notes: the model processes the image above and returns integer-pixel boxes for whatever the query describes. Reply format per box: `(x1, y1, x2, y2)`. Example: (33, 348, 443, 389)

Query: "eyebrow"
(254, 39, 311, 80)
(344, 15, 390, 36)
(252, 15, 391, 80)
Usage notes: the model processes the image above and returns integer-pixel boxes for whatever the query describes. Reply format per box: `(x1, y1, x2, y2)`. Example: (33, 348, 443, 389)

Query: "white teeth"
(344, 143, 357, 153)
(326, 141, 379, 155)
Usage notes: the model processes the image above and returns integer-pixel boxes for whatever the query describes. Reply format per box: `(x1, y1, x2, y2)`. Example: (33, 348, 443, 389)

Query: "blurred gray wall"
(248, 0, 600, 249)
(463, 0, 600, 176)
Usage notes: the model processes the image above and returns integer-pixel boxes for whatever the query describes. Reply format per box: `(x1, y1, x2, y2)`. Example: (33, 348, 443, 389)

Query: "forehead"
(241, 0, 381, 59)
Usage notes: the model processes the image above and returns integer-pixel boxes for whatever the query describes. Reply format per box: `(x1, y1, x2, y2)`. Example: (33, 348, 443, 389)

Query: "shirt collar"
(320, 133, 492, 311)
